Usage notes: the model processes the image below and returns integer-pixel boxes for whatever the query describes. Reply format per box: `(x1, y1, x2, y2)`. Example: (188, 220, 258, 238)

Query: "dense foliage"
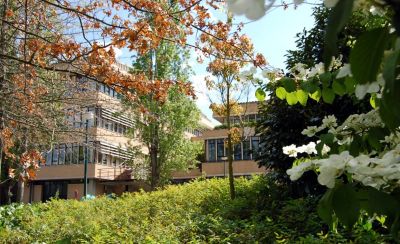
(0, 177, 391, 243)
(125, 41, 202, 188)
(256, 7, 371, 193)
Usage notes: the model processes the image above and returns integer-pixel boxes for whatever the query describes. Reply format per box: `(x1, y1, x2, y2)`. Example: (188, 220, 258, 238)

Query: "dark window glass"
(234, 143, 242, 160)
(243, 140, 251, 160)
(217, 139, 225, 161)
(46, 151, 52, 166)
(73, 144, 79, 164)
(52, 147, 59, 165)
(59, 144, 65, 164)
(251, 137, 260, 159)
(42, 181, 68, 202)
(207, 139, 216, 162)
(65, 144, 72, 164)
(79, 145, 84, 164)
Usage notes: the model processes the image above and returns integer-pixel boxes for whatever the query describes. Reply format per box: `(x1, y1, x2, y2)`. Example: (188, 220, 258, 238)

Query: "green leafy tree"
(126, 41, 202, 189)
(256, 7, 377, 195)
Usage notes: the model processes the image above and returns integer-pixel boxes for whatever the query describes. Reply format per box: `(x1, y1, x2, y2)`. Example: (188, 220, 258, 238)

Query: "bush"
(0, 176, 389, 243)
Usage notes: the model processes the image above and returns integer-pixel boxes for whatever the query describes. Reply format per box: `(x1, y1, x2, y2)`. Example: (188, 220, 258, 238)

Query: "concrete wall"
(202, 161, 266, 177)
(34, 164, 132, 181)
(67, 183, 83, 200)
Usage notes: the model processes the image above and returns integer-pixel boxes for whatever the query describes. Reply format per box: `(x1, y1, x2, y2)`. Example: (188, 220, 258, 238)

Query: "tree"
(256, 7, 380, 195)
(0, 0, 263, 200)
(126, 41, 202, 189)
(202, 17, 266, 199)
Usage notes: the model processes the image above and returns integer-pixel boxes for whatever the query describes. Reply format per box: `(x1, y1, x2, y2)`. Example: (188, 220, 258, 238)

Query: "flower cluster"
(288, 109, 400, 191)
(290, 57, 343, 80)
(287, 145, 400, 190)
(301, 110, 383, 145)
(282, 141, 330, 157)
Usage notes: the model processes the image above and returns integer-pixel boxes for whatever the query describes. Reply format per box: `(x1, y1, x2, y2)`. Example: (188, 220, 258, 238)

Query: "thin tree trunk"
(226, 84, 235, 200)
(16, 180, 24, 203)
(0, 0, 9, 205)
(150, 124, 159, 190)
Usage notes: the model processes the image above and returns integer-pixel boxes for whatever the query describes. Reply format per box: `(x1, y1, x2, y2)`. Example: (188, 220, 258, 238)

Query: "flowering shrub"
(228, 0, 400, 237)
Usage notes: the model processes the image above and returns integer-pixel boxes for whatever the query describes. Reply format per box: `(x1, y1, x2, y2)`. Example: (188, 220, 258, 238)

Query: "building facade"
(172, 101, 267, 181)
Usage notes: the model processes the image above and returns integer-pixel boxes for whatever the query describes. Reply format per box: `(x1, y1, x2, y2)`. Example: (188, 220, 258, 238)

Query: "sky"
(116, 3, 319, 125)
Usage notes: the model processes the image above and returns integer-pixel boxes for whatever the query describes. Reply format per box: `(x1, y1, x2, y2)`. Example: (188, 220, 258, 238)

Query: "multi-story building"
(172, 101, 267, 181)
(22, 63, 148, 203)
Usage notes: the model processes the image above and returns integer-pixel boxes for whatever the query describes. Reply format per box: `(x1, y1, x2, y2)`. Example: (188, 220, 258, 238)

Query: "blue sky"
(191, 3, 318, 123)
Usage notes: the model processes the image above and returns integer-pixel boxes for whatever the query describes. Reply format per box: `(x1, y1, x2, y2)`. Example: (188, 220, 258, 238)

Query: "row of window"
(221, 114, 260, 124)
(206, 137, 259, 162)
(76, 76, 122, 100)
(44, 143, 126, 167)
(185, 128, 202, 137)
(66, 107, 131, 135)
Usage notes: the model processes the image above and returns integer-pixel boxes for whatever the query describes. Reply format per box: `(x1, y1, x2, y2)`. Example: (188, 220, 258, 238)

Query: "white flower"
(318, 164, 337, 188)
(324, 0, 339, 8)
(322, 115, 337, 128)
(283, 144, 298, 157)
(302, 126, 319, 137)
(308, 62, 324, 77)
(321, 144, 331, 155)
(355, 81, 380, 99)
(336, 63, 352, 79)
(227, 0, 267, 20)
(286, 161, 312, 181)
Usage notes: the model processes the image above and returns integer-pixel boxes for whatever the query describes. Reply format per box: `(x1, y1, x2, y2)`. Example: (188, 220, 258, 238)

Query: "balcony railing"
(98, 166, 132, 180)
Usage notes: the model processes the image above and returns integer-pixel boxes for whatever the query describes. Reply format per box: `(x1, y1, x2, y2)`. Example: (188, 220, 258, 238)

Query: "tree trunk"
(16, 180, 24, 203)
(150, 123, 160, 190)
(0, 0, 9, 206)
(226, 84, 235, 200)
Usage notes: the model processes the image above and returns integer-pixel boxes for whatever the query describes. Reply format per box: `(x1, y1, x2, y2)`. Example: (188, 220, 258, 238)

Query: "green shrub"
(0, 176, 389, 243)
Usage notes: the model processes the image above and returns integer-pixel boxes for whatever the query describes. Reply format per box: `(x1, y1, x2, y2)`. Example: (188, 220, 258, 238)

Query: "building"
(172, 101, 267, 181)
(22, 63, 148, 203)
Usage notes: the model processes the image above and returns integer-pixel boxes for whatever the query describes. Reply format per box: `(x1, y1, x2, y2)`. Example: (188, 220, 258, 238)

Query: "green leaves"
(318, 184, 400, 232)
(281, 77, 296, 92)
(332, 80, 346, 96)
(309, 89, 321, 102)
(296, 90, 308, 106)
(322, 88, 335, 104)
(381, 48, 400, 130)
(350, 27, 390, 84)
(332, 184, 360, 228)
(323, 0, 354, 69)
(255, 88, 266, 101)
(275, 87, 287, 100)
(286, 91, 298, 105)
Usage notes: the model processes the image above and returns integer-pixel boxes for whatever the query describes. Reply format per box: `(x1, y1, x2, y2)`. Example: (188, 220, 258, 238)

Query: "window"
(65, 144, 72, 164)
(52, 147, 59, 165)
(243, 140, 251, 160)
(73, 143, 79, 164)
(207, 139, 216, 162)
(217, 139, 225, 161)
(46, 151, 52, 166)
(251, 137, 260, 159)
(59, 144, 65, 164)
(78, 145, 84, 164)
(234, 143, 242, 160)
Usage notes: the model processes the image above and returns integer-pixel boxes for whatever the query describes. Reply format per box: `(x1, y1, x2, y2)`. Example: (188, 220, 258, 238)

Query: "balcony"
(34, 163, 134, 181)
(97, 166, 133, 181)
